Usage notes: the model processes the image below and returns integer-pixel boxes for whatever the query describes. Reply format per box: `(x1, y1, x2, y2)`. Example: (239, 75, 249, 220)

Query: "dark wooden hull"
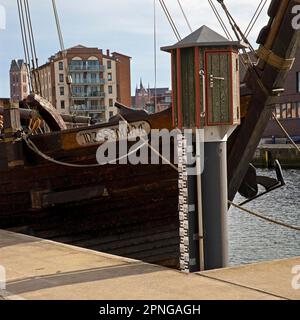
(0, 109, 181, 267)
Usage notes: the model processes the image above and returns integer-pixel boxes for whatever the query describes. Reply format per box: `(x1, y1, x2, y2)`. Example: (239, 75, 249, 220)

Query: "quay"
(253, 144, 300, 168)
(0, 230, 299, 300)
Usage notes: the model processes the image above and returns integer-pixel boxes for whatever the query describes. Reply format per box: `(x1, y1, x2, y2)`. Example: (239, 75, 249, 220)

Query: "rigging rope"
(17, 0, 33, 92)
(208, 0, 232, 40)
(272, 112, 300, 153)
(17, 0, 41, 94)
(51, 0, 73, 110)
(154, 0, 158, 112)
(23, 0, 41, 94)
(177, 0, 193, 33)
(229, 201, 300, 232)
(216, 0, 256, 53)
(117, 113, 179, 172)
(158, 0, 181, 41)
(52, 0, 65, 52)
(24, 0, 42, 93)
(245, 0, 268, 38)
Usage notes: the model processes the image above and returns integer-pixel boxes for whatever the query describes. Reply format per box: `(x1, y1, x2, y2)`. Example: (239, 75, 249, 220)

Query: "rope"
(208, 0, 232, 40)
(245, 0, 268, 38)
(17, 0, 42, 94)
(229, 201, 300, 232)
(52, 0, 65, 52)
(22, 109, 178, 171)
(154, 0, 158, 112)
(117, 113, 179, 172)
(23, 133, 149, 168)
(17, 0, 33, 92)
(217, 0, 256, 53)
(23, 0, 41, 94)
(158, 0, 181, 41)
(177, 0, 193, 33)
(51, 0, 73, 111)
(24, 0, 42, 93)
(272, 112, 300, 153)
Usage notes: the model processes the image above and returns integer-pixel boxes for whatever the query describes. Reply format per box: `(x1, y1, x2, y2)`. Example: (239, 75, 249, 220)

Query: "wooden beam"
(228, 0, 300, 201)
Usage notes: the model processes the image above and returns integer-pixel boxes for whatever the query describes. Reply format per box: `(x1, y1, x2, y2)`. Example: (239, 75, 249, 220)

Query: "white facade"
(103, 57, 118, 121)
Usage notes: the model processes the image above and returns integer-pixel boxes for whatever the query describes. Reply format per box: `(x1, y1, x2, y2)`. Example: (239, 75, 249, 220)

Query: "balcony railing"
(72, 79, 106, 85)
(71, 91, 105, 99)
(69, 64, 105, 72)
(70, 105, 106, 112)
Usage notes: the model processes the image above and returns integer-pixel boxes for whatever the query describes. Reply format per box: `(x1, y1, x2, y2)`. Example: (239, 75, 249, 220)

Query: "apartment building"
(37, 45, 131, 123)
(9, 59, 29, 103)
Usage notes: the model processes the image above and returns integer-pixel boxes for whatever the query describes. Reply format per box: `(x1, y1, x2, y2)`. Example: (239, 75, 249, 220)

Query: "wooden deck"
(0, 230, 299, 300)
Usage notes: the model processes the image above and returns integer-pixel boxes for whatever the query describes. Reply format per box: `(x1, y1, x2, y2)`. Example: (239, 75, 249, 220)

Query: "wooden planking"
(180, 47, 196, 128)
(0, 182, 179, 267)
(171, 50, 178, 127)
(176, 48, 183, 128)
(0, 140, 179, 267)
(205, 51, 232, 125)
(194, 47, 201, 128)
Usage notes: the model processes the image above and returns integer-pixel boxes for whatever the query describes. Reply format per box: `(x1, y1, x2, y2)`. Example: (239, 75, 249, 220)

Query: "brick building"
(9, 59, 29, 103)
(132, 79, 172, 113)
(36, 45, 131, 123)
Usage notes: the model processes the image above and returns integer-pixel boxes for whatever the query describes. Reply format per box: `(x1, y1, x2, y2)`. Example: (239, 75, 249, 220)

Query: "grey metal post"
(202, 141, 228, 270)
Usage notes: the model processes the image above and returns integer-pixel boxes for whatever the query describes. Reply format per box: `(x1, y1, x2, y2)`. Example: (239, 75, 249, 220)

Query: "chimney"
(106, 49, 110, 57)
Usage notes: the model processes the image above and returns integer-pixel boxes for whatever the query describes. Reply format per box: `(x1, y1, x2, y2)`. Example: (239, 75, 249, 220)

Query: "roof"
(161, 25, 246, 51)
(112, 52, 132, 59)
(148, 88, 170, 96)
(10, 59, 25, 70)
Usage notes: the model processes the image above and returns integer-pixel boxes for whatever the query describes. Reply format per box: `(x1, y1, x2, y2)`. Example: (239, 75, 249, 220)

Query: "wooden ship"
(0, 0, 299, 268)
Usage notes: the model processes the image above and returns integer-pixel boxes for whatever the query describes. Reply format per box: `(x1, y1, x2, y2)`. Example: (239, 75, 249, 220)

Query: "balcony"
(72, 79, 106, 85)
(70, 105, 106, 112)
(71, 91, 105, 99)
(69, 64, 105, 72)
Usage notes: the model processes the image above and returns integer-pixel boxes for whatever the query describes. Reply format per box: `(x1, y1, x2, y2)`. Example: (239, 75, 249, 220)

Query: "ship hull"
(0, 109, 181, 267)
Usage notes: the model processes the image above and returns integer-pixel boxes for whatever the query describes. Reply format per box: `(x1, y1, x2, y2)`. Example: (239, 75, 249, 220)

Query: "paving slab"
(0, 230, 298, 300)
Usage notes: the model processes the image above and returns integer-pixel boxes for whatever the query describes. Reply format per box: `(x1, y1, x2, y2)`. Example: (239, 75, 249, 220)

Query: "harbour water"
(229, 169, 300, 266)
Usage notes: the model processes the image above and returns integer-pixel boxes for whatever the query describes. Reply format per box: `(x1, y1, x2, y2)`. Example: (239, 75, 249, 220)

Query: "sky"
(0, 0, 270, 98)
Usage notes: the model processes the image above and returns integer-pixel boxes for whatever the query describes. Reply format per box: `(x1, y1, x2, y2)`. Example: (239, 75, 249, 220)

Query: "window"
(287, 103, 292, 118)
(108, 73, 112, 81)
(275, 105, 281, 119)
(87, 60, 100, 70)
(23, 75, 27, 83)
(281, 104, 287, 119)
(59, 74, 64, 83)
(23, 85, 27, 93)
(109, 111, 114, 118)
(59, 61, 64, 71)
(60, 86, 65, 96)
(107, 60, 112, 69)
(297, 102, 300, 118)
(108, 85, 113, 94)
(109, 98, 114, 107)
(292, 103, 297, 118)
(61, 100, 65, 109)
(297, 72, 300, 93)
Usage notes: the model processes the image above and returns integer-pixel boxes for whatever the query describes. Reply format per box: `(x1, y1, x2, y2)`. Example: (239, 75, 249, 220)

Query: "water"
(229, 169, 300, 266)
